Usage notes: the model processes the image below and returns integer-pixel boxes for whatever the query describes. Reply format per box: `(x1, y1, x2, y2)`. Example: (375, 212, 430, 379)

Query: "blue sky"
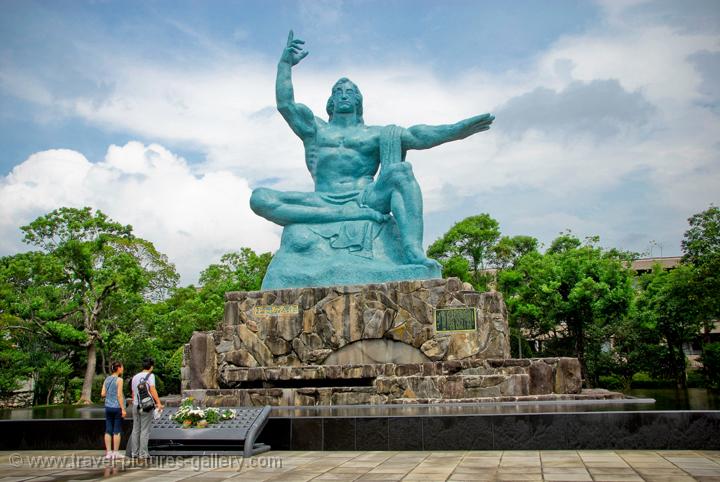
(1, 0, 719, 283)
(0, 0, 601, 169)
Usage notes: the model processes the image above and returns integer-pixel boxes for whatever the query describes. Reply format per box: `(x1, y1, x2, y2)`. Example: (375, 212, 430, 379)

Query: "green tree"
(199, 248, 272, 294)
(681, 205, 720, 337)
(493, 235, 539, 270)
(35, 358, 73, 405)
(0, 316, 33, 396)
(701, 342, 720, 388)
(106, 248, 271, 395)
(678, 205, 720, 386)
(428, 214, 501, 289)
(438, 255, 472, 284)
(1, 251, 83, 402)
(682, 205, 720, 266)
(4, 207, 178, 403)
(634, 264, 703, 388)
(547, 232, 582, 254)
(498, 234, 635, 385)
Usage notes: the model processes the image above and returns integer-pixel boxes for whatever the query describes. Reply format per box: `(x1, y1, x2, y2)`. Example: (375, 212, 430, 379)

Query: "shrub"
(598, 375, 624, 391)
(67, 377, 84, 404)
(702, 342, 720, 388)
(162, 346, 184, 396)
(686, 370, 706, 388)
(630, 372, 675, 388)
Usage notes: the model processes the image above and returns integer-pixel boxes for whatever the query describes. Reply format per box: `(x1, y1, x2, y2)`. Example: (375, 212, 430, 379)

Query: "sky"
(1, 0, 719, 285)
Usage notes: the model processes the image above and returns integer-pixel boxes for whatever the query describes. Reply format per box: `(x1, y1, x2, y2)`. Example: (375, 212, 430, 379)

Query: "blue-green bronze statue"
(251, 31, 494, 289)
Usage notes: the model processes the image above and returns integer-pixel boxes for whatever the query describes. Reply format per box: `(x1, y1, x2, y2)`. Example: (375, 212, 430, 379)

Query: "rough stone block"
(187, 332, 218, 390)
(529, 360, 554, 395)
(224, 350, 258, 368)
(554, 357, 582, 394)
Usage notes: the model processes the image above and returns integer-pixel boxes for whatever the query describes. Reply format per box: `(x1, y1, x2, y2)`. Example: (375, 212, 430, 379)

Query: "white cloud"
(0, 142, 280, 284)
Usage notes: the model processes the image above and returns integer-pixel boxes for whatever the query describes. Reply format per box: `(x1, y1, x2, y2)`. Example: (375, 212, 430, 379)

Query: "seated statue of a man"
(251, 32, 494, 286)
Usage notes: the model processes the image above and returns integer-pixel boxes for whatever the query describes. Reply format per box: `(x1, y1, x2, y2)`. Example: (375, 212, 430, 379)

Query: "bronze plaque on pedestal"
(252, 305, 299, 316)
(435, 307, 477, 332)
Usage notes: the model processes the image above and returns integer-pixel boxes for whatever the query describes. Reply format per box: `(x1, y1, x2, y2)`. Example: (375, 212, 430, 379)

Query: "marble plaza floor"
(1, 450, 720, 482)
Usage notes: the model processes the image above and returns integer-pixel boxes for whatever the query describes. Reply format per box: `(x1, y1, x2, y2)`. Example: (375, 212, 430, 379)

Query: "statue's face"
(332, 81, 358, 115)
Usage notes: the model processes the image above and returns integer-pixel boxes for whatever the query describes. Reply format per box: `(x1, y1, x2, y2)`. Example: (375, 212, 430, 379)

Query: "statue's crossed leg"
(250, 162, 440, 269)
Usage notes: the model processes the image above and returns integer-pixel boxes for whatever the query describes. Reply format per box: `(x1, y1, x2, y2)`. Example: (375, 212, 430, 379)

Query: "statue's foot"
(405, 246, 442, 270)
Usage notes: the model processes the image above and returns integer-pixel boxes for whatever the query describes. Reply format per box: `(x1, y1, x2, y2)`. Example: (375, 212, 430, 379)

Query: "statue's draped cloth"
(310, 125, 403, 258)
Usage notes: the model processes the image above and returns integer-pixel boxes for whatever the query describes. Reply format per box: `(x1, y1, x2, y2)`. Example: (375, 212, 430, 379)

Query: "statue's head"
(327, 78, 364, 123)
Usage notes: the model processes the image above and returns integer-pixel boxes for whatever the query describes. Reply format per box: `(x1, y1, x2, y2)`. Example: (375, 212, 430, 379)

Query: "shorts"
(105, 407, 123, 435)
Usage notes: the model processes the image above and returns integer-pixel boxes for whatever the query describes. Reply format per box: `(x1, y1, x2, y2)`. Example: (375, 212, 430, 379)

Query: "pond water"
(625, 387, 720, 411)
(1, 388, 718, 420)
(0, 405, 106, 420)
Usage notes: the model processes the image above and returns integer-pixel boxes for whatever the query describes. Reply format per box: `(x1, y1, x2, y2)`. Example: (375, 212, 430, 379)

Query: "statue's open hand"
(363, 209, 391, 224)
(340, 204, 390, 224)
(466, 113, 495, 135)
(281, 30, 309, 66)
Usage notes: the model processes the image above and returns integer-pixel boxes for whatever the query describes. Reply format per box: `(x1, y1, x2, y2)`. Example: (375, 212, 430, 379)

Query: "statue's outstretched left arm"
(402, 113, 494, 150)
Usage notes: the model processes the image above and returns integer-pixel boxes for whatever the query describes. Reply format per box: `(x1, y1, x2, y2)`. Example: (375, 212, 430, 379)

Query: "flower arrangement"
(170, 397, 236, 428)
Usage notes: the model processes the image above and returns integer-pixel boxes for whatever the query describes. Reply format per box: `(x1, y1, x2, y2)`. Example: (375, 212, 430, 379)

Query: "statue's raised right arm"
(276, 31, 316, 140)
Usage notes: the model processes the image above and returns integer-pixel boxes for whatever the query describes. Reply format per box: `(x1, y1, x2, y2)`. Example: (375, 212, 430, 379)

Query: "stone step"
(375, 374, 530, 399)
(390, 389, 625, 404)
(219, 357, 577, 382)
(180, 385, 623, 407)
(184, 386, 388, 406)
(217, 357, 581, 397)
(189, 357, 583, 407)
(390, 388, 625, 405)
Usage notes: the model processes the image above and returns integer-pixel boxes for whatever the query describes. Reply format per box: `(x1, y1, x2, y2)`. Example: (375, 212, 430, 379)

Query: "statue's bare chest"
(314, 126, 379, 156)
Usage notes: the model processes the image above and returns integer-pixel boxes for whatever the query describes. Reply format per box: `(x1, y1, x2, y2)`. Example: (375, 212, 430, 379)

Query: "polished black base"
(258, 410, 720, 451)
(2, 409, 719, 451)
(0, 419, 133, 451)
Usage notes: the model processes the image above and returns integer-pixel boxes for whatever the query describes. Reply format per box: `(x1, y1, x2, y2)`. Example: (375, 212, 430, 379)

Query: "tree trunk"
(62, 379, 70, 405)
(703, 323, 711, 345)
(79, 341, 97, 404)
(674, 342, 687, 389)
(575, 324, 588, 387)
(32, 373, 41, 406)
(100, 347, 107, 376)
(664, 331, 685, 389)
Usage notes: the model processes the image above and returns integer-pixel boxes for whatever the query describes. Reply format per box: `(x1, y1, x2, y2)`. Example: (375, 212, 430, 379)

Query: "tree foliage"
(682, 205, 720, 266)
(498, 234, 635, 385)
(427, 214, 501, 289)
(3, 207, 179, 403)
(701, 343, 720, 388)
(1, 206, 272, 404)
(493, 235, 539, 270)
(102, 247, 271, 395)
(681, 205, 720, 326)
(0, 315, 33, 395)
(634, 264, 703, 387)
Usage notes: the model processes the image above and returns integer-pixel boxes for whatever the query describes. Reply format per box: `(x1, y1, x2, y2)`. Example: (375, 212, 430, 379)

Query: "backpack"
(137, 373, 155, 412)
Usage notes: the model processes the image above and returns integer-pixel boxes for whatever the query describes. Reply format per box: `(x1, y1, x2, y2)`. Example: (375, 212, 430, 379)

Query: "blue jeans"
(104, 407, 122, 435)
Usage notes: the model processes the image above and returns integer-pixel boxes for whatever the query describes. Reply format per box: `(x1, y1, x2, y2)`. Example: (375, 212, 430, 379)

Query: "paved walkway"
(1, 450, 719, 481)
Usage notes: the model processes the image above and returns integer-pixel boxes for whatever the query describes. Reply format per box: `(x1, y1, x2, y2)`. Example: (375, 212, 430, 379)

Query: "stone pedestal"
(181, 278, 591, 406)
(181, 357, 593, 407)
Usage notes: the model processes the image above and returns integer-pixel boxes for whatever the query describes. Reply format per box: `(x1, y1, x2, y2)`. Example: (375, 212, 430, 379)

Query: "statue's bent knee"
(250, 188, 276, 217)
(385, 162, 415, 186)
